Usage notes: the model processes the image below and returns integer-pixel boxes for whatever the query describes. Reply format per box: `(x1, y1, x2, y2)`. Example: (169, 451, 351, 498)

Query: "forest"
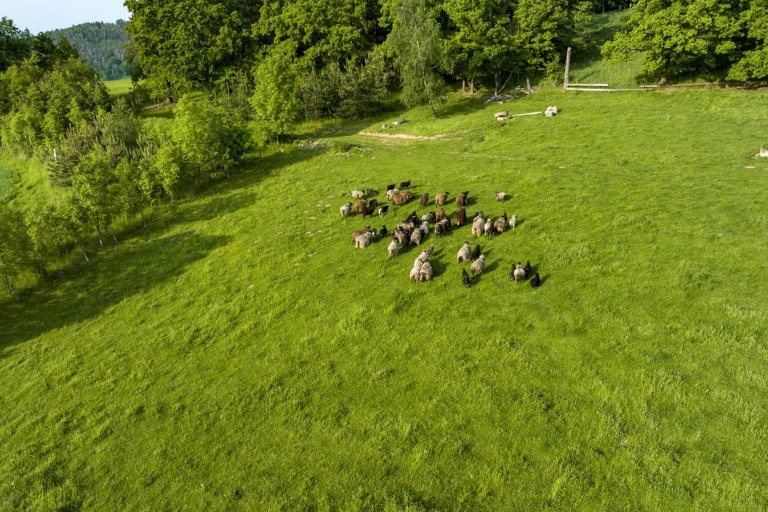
(46, 20, 131, 80)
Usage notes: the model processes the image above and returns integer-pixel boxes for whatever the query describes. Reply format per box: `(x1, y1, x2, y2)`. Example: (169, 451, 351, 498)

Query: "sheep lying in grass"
(509, 215, 517, 230)
(435, 192, 449, 206)
(471, 214, 485, 237)
(340, 202, 352, 218)
(471, 254, 486, 276)
(457, 241, 471, 263)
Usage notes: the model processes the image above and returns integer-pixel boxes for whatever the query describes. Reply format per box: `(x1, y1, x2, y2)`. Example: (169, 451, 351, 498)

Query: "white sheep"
(409, 259, 423, 281)
(354, 231, 375, 249)
(512, 263, 526, 281)
(418, 260, 433, 281)
(494, 192, 507, 201)
(351, 190, 365, 199)
(340, 202, 352, 218)
(456, 241, 471, 263)
(470, 254, 486, 276)
(410, 228, 422, 246)
(509, 215, 517, 230)
(471, 215, 485, 237)
(484, 219, 494, 237)
(387, 239, 400, 258)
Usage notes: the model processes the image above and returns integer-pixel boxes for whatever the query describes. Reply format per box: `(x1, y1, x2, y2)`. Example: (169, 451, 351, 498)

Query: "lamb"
(462, 268, 472, 288)
(470, 254, 486, 276)
(378, 204, 389, 216)
(530, 273, 541, 288)
(435, 192, 449, 206)
(470, 244, 481, 261)
(494, 191, 508, 201)
(409, 259, 423, 281)
(456, 241, 472, 263)
(387, 239, 400, 258)
(471, 214, 485, 237)
(509, 215, 517, 230)
(354, 199, 367, 214)
(351, 190, 365, 199)
(418, 260, 433, 281)
(419, 193, 430, 207)
(453, 208, 467, 227)
(512, 262, 526, 281)
(340, 202, 352, 218)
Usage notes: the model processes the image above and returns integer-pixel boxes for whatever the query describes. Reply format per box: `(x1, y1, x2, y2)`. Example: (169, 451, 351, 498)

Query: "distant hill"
(46, 20, 130, 80)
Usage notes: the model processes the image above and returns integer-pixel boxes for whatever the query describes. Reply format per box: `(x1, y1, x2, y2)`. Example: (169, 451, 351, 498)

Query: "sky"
(2, 0, 130, 34)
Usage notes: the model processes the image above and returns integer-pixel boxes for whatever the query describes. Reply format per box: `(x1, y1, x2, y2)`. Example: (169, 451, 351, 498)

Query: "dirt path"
(356, 131, 449, 141)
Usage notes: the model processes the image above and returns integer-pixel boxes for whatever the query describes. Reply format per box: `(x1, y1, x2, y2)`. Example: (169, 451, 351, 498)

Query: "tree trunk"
(139, 210, 147, 228)
(78, 243, 90, 263)
(470, 80, 475, 95)
(462, 79, 466, 94)
(429, 103, 436, 118)
(3, 273, 18, 300)
(95, 218, 104, 248)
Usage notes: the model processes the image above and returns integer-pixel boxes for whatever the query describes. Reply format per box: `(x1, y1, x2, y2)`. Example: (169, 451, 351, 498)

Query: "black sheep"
(378, 204, 389, 216)
(386, 183, 396, 191)
(524, 260, 532, 275)
(400, 180, 411, 189)
(530, 273, 541, 288)
(380, 225, 388, 237)
(369, 199, 378, 208)
(470, 244, 481, 261)
(462, 268, 472, 288)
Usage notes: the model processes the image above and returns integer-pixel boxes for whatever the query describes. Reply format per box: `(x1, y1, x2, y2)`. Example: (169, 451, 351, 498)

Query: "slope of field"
(2, 88, 768, 510)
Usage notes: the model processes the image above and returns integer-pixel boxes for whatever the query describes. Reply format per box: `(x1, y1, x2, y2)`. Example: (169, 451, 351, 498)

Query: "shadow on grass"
(0, 232, 231, 358)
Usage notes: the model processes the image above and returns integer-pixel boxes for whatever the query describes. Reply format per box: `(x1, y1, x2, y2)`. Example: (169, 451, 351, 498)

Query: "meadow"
(2, 83, 768, 510)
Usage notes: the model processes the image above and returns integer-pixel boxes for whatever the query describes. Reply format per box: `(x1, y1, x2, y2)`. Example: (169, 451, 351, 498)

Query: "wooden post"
(526, 78, 531, 93)
(563, 47, 571, 90)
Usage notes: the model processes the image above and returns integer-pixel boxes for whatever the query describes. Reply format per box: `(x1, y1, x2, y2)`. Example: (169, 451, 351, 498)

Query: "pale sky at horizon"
(2, 0, 130, 34)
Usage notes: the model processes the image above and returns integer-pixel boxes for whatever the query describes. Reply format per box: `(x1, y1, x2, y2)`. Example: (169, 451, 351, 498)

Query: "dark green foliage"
(46, 21, 131, 80)
(0, 17, 33, 72)
(0, 200, 31, 298)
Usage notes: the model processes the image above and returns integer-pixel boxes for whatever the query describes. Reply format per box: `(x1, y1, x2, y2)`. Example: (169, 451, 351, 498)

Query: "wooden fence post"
(564, 47, 571, 90)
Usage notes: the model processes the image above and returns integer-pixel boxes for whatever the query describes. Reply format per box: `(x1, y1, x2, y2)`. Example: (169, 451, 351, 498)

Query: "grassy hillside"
(2, 88, 768, 510)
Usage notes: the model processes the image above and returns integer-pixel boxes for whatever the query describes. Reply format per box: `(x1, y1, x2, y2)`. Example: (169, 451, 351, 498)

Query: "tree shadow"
(0, 232, 231, 358)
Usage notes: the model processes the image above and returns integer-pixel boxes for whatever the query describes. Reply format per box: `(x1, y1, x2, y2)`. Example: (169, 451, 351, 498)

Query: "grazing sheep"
(494, 213, 507, 234)
(470, 244, 481, 261)
(354, 199, 367, 214)
(421, 211, 436, 223)
(387, 239, 400, 258)
(419, 193, 429, 207)
(453, 208, 467, 227)
(386, 183, 396, 191)
(392, 191, 414, 206)
(351, 190, 365, 199)
(456, 191, 468, 207)
(484, 218, 494, 237)
(462, 268, 472, 288)
(378, 204, 389, 216)
(386, 188, 401, 201)
(512, 262, 526, 282)
(471, 215, 485, 237)
(354, 231, 376, 249)
(524, 260, 531, 275)
(494, 191, 508, 201)
(436, 208, 446, 221)
(380, 225, 388, 237)
(409, 259, 423, 281)
(456, 241, 471, 263)
(470, 254, 486, 276)
(418, 260, 433, 281)
(530, 273, 541, 288)
(340, 202, 352, 218)
(410, 228, 423, 246)
(400, 180, 411, 189)
(509, 215, 517, 230)
(435, 192, 449, 206)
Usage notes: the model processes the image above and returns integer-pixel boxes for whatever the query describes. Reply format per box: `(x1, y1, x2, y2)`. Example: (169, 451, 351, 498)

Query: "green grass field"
(2, 86, 768, 510)
(104, 78, 134, 100)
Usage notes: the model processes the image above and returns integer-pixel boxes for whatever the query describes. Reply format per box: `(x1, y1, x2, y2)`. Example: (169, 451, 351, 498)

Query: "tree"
(251, 43, 303, 139)
(387, 0, 446, 117)
(603, 0, 745, 82)
(0, 18, 32, 72)
(0, 201, 32, 299)
(728, 0, 768, 81)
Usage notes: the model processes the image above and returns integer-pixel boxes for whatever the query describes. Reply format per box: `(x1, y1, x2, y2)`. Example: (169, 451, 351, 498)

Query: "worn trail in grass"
(2, 89, 768, 510)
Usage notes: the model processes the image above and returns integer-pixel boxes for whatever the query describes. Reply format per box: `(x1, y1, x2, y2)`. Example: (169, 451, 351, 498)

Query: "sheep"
(470, 254, 486, 276)
(456, 241, 471, 263)
(453, 208, 467, 227)
(386, 188, 401, 201)
(387, 239, 400, 258)
(524, 260, 531, 275)
(530, 273, 541, 288)
(512, 262, 526, 282)
(340, 202, 352, 218)
(386, 183, 396, 191)
(416, 245, 434, 262)
(380, 225, 388, 237)
(456, 191, 469, 207)
(494, 213, 507, 234)
(494, 191, 508, 201)
(436, 208, 446, 221)
(418, 260, 433, 281)
(435, 192, 449, 206)
(484, 218, 494, 237)
(419, 220, 430, 238)
(368, 199, 378, 208)
(410, 228, 423, 246)
(509, 215, 517, 230)
(351, 190, 365, 199)
(400, 180, 411, 189)
(421, 211, 436, 223)
(409, 259, 423, 281)
(393, 227, 411, 247)
(354, 199, 367, 214)
(462, 268, 472, 288)
(366, 188, 378, 196)
(471, 215, 485, 237)
(378, 204, 389, 216)
(392, 191, 414, 206)
(435, 218, 451, 236)
(470, 244, 481, 261)
(354, 231, 376, 249)
(352, 226, 372, 242)
(419, 193, 429, 207)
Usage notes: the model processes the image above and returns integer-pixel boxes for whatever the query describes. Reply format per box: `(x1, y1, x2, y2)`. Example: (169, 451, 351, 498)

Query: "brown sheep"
(354, 199, 367, 214)
(435, 192, 449, 206)
(392, 191, 414, 206)
(419, 193, 429, 207)
(453, 208, 467, 227)
(436, 208, 446, 221)
(455, 191, 469, 207)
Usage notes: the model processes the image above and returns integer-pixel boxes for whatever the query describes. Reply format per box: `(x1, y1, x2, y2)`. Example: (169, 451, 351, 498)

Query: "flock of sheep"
(343, 181, 541, 288)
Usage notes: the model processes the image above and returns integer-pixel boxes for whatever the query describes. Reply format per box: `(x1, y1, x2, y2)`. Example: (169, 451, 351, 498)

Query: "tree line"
(46, 21, 131, 80)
